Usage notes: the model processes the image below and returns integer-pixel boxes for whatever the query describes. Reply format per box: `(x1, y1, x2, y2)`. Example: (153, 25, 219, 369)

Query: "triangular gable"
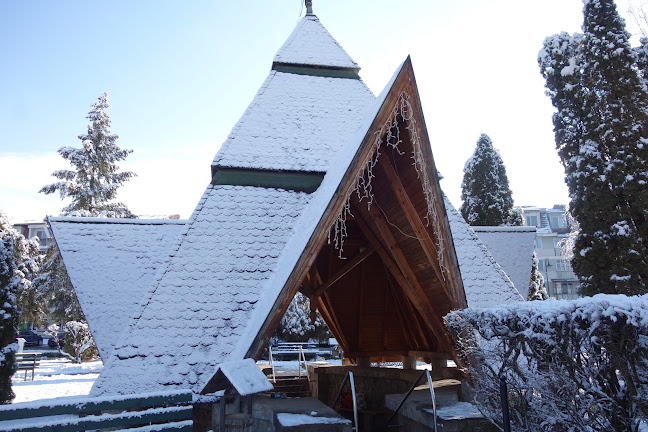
(474, 226, 537, 299)
(273, 15, 359, 71)
(205, 359, 273, 396)
(242, 57, 468, 367)
(48, 217, 186, 360)
(443, 202, 525, 308)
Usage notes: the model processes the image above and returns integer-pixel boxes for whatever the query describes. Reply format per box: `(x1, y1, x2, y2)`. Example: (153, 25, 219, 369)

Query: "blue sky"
(1, 0, 639, 223)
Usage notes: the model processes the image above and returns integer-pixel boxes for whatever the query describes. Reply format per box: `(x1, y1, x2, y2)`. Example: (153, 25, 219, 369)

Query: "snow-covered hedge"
(445, 294, 648, 432)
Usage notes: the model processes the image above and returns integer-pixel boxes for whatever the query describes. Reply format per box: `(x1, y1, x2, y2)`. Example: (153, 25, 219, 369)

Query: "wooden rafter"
(351, 201, 454, 354)
(313, 246, 374, 298)
(377, 156, 456, 305)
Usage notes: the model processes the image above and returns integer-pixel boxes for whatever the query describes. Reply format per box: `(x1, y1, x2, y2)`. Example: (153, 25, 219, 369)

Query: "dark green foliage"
(32, 242, 83, 323)
(0, 213, 18, 404)
(460, 134, 520, 226)
(539, 0, 648, 295)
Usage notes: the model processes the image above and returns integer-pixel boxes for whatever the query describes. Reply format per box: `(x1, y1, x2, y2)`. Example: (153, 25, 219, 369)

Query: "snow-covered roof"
(473, 226, 537, 299)
(444, 199, 524, 308)
(206, 358, 273, 396)
(91, 186, 312, 396)
(212, 71, 374, 172)
(48, 217, 186, 360)
(273, 15, 359, 70)
(88, 14, 525, 397)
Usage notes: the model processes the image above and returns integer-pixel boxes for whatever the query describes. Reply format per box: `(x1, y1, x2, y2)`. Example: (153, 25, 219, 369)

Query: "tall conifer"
(460, 134, 520, 226)
(540, 0, 648, 295)
(40, 92, 136, 217)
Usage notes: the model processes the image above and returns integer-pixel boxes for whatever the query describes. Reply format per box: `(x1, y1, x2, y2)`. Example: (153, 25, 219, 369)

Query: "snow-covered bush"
(445, 295, 648, 431)
(274, 293, 330, 343)
(63, 321, 97, 363)
(1, 210, 41, 403)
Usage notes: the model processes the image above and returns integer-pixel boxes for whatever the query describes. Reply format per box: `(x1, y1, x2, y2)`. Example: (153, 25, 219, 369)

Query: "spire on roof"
(305, 0, 313, 15)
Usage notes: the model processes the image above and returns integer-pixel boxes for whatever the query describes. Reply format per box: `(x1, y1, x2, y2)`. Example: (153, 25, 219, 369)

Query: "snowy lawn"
(11, 355, 103, 403)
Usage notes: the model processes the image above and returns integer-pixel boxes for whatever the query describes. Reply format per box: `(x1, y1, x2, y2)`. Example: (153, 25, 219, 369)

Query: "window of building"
(526, 215, 538, 227)
(535, 237, 542, 248)
(550, 215, 565, 228)
(538, 260, 544, 271)
(556, 259, 571, 271)
(554, 281, 562, 294)
(553, 238, 562, 248)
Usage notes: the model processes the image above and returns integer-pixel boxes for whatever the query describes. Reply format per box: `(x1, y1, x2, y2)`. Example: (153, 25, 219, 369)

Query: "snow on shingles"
(48, 218, 186, 361)
(91, 186, 311, 396)
(212, 71, 374, 172)
(473, 227, 537, 299)
(444, 198, 524, 308)
(273, 15, 359, 70)
(212, 359, 273, 396)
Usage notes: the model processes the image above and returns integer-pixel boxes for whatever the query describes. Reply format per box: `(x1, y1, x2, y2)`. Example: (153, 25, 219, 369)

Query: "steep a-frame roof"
(445, 207, 525, 307)
(273, 15, 360, 71)
(212, 15, 373, 173)
(473, 226, 537, 299)
(92, 14, 376, 397)
(91, 13, 523, 397)
(47, 217, 186, 360)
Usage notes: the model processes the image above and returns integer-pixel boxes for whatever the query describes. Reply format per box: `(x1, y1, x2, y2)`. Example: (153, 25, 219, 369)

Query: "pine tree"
(40, 92, 136, 218)
(31, 242, 83, 323)
(0, 210, 41, 404)
(460, 134, 520, 226)
(36, 93, 136, 338)
(528, 252, 548, 301)
(274, 293, 330, 343)
(540, 0, 648, 295)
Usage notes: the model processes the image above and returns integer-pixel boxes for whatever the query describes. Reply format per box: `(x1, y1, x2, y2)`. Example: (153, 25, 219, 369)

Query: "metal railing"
(386, 369, 437, 431)
(331, 370, 359, 431)
(268, 343, 310, 382)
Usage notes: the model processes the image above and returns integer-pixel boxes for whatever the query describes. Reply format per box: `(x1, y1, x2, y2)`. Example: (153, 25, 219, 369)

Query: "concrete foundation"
(208, 394, 351, 432)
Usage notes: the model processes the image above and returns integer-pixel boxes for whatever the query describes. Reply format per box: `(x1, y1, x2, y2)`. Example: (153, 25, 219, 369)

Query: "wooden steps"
(267, 375, 312, 398)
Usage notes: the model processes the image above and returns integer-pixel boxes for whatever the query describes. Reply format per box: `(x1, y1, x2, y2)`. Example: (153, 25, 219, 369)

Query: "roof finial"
(305, 0, 313, 15)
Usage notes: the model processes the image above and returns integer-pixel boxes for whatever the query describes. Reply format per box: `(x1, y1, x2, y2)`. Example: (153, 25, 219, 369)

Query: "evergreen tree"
(0, 210, 41, 404)
(36, 93, 136, 336)
(460, 134, 520, 226)
(31, 242, 83, 324)
(528, 252, 548, 301)
(540, 0, 648, 295)
(274, 293, 330, 343)
(40, 92, 136, 218)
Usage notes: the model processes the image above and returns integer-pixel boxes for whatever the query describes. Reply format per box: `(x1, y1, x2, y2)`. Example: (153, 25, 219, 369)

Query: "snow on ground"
(277, 412, 351, 426)
(11, 356, 103, 404)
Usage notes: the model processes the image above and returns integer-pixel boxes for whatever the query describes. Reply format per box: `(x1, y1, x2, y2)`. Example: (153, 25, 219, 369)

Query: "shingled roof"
(48, 217, 186, 360)
(473, 226, 537, 299)
(444, 202, 525, 307)
(273, 15, 359, 71)
(80, 12, 524, 397)
(91, 14, 376, 397)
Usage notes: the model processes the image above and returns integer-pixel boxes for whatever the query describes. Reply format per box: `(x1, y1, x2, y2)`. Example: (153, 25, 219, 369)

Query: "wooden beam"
(351, 201, 455, 354)
(377, 156, 456, 304)
(390, 278, 425, 349)
(313, 246, 374, 298)
(318, 292, 349, 352)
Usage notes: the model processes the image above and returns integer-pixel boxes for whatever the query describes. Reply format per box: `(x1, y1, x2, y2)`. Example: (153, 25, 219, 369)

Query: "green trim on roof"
(211, 168, 324, 193)
(273, 64, 360, 80)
